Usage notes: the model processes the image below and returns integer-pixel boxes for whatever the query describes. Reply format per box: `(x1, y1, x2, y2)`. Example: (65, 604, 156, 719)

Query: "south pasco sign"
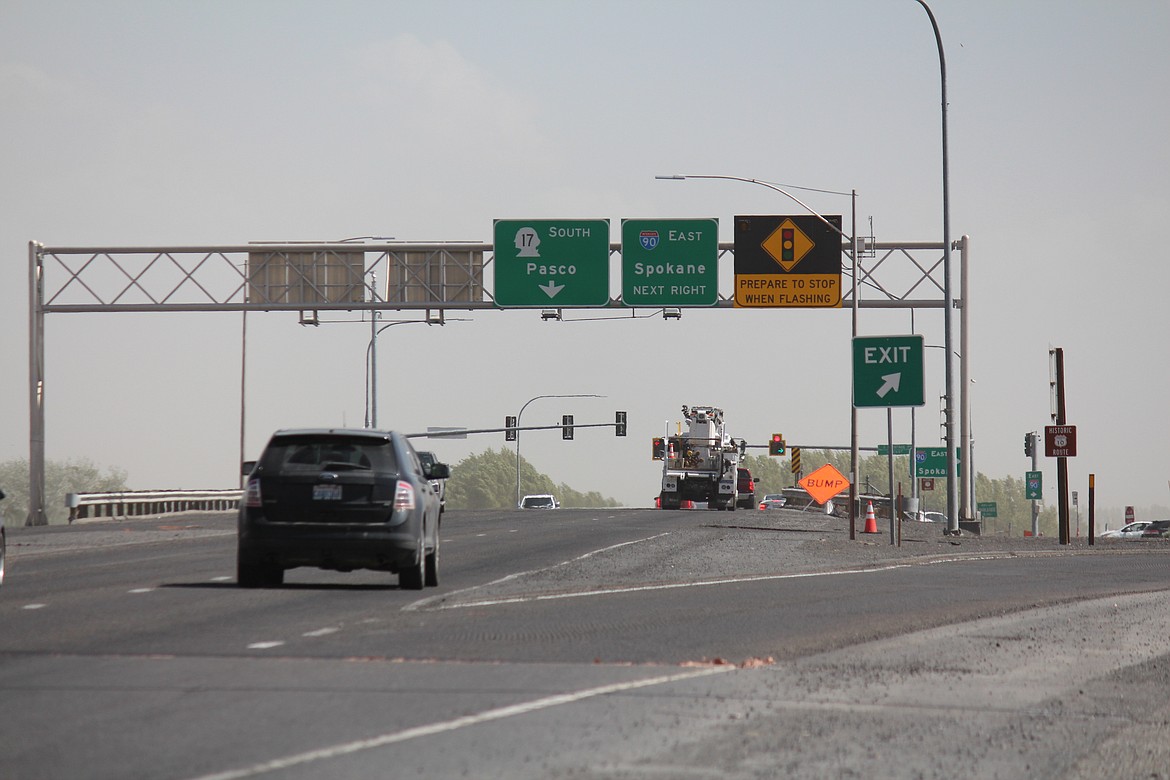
(493, 219, 610, 307)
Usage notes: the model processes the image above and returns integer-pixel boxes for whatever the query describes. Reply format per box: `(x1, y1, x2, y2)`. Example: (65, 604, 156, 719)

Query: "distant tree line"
(444, 448, 620, 510)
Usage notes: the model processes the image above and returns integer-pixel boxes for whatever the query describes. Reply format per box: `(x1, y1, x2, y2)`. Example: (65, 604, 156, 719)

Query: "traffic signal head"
(615, 411, 627, 437)
(769, 433, 786, 456)
(652, 437, 665, 460)
(1023, 432, 1033, 457)
(562, 415, 574, 440)
(506, 415, 517, 442)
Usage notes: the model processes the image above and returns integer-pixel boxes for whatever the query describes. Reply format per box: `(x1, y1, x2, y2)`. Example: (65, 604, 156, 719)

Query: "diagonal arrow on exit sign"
(876, 373, 901, 398)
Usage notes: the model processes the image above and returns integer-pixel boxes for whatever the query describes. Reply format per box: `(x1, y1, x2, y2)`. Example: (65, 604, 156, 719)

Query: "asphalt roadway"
(1, 506, 1168, 779)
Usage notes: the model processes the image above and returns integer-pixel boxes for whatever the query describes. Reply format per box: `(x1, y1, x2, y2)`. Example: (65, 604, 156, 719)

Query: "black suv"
(1140, 520, 1170, 539)
(238, 429, 449, 589)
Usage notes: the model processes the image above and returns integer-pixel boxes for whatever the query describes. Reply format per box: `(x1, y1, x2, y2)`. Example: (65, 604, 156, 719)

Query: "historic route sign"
(733, 214, 843, 307)
(493, 219, 610, 307)
(621, 218, 718, 306)
(852, 335, 925, 408)
(1044, 425, 1077, 457)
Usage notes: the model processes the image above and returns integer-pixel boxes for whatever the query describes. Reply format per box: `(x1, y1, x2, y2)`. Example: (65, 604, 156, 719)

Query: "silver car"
(1100, 521, 1151, 539)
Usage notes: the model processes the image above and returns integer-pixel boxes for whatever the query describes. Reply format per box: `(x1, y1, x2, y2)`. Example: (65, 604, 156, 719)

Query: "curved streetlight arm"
(655, 174, 851, 241)
(914, 0, 958, 534)
(515, 393, 604, 507)
(365, 318, 468, 428)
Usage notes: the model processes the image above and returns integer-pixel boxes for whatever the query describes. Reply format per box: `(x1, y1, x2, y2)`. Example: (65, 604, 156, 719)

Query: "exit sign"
(852, 335, 925, 408)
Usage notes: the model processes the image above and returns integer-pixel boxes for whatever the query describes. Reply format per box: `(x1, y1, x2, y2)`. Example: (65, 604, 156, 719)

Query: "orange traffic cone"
(863, 501, 879, 534)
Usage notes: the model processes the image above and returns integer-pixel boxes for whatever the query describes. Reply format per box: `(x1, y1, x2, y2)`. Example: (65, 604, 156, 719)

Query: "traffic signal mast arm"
(406, 421, 619, 438)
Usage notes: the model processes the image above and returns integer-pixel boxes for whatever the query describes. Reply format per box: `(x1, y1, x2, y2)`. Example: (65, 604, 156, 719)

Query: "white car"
(520, 494, 559, 509)
(758, 494, 787, 510)
(1100, 521, 1150, 539)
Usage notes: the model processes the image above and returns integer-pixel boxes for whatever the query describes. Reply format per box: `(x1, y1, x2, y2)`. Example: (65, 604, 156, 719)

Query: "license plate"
(313, 484, 343, 501)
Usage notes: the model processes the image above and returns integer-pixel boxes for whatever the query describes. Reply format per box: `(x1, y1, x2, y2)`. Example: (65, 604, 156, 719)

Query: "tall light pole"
(914, 0, 958, 534)
(655, 174, 860, 536)
(514, 393, 603, 507)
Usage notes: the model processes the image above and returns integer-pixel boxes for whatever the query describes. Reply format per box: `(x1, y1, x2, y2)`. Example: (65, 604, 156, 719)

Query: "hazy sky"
(2, 1, 1168, 520)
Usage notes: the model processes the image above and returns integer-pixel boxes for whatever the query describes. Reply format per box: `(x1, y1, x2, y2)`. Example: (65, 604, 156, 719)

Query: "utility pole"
(1029, 432, 1040, 537)
(1051, 348, 1070, 544)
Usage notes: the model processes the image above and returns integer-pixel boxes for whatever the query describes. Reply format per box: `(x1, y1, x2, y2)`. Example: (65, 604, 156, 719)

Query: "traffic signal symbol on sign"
(769, 434, 786, 456)
(762, 219, 813, 272)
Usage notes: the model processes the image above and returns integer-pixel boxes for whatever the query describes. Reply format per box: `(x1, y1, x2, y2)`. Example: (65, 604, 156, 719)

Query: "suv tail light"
(245, 477, 262, 508)
(394, 480, 416, 512)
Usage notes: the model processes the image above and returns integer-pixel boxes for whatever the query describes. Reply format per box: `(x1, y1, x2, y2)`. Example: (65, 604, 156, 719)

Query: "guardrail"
(65, 489, 242, 523)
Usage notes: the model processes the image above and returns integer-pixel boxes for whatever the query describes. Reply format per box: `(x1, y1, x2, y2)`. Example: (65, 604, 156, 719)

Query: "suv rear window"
(261, 435, 397, 474)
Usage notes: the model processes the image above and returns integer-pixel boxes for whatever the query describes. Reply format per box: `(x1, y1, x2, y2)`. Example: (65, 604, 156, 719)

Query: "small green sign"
(621, 218, 718, 306)
(853, 335, 925, 408)
(1026, 470, 1043, 499)
(977, 501, 998, 518)
(877, 444, 912, 456)
(493, 219, 610, 307)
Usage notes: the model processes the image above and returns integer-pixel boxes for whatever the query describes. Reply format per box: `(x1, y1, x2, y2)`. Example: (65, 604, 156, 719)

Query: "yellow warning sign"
(762, 218, 814, 271)
(735, 273, 841, 307)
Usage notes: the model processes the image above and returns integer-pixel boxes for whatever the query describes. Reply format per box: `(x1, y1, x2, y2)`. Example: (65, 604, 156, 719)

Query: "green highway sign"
(977, 501, 998, 518)
(915, 447, 961, 478)
(1026, 470, 1043, 499)
(852, 335, 925, 408)
(493, 219, 610, 307)
(877, 444, 912, 456)
(621, 218, 718, 306)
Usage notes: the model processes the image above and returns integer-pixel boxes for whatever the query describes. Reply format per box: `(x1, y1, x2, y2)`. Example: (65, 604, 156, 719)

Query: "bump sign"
(799, 463, 850, 505)
(621, 218, 718, 306)
(493, 219, 610, 307)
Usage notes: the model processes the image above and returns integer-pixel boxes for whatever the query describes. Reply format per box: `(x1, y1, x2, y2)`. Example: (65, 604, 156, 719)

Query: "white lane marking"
(246, 641, 285, 650)
(302, 627, 339, 637)
(211, 576, 232, 582)
(423, 550, 1034, 612)
(433, 563, 915, 610)
(129, 588, 154, 594)
(183, 665, 732, 780)
(403, 533, 672, 612)
(23, 603, 47, 610)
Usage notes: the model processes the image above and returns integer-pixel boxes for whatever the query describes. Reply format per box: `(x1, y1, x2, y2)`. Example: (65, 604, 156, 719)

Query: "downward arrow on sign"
(876, 373, 901, 398)
(539, 281, 565, 299)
